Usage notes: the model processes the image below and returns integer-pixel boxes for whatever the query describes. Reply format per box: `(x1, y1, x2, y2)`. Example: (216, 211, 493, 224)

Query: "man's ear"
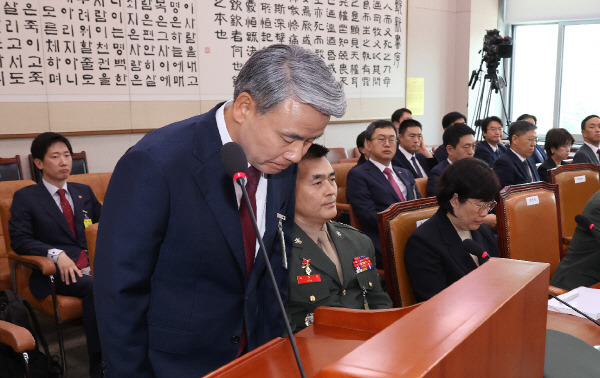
(230, 92, 256, 125)
(33, 158, 44, 171)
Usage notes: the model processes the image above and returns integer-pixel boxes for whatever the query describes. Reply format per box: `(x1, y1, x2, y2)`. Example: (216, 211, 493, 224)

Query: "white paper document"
(548, 287, 600, 320)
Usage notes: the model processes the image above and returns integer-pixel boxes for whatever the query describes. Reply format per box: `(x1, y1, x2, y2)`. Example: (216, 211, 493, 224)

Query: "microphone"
(574, 214, 600, 233)
(220, 142, 306, 378)
(548, 293, 600, 327)
(462, 239, 490, 265)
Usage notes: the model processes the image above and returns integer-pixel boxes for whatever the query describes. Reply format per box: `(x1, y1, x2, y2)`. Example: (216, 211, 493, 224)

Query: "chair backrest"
(415, 177, 428, 198)
(85, 223, 99, 276)
(0, 155, 23, 182)
(326, 148, 348, 164)
(338, 157, 359, 164)
(496, 182, 562, 276)
(377, 197, 439, 307)
(332, 162, 357, 207)
(67, 172, 112, 203)
(549, 163, 600, 240)
(29, 151, 88, 183)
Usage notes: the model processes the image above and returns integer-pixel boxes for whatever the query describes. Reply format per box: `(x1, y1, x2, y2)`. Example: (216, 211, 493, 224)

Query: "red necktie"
(57, 189, 89, 269)
(383, 168, 406, 201)
(239, 166, 261, 277)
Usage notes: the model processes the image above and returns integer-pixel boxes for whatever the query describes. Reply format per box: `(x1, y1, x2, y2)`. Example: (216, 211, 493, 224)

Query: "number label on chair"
(526, 196, 539, 206)
(416, 218, 430, 227)
(574, 175, 586, 184)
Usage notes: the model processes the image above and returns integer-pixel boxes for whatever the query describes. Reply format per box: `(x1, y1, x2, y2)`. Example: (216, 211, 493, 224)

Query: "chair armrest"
(562, 237, 571, 245)
(549, 285, 568, 296)
(0, 320, 35, 353)
(8, 251, 57, 275)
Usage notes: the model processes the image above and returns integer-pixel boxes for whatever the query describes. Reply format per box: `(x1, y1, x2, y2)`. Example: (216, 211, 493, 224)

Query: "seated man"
(433, 111, 467, 163)
(551, 189, 600, 290)
(288, 144, 392, 332)
(391, 107, 413, 131)
(573, 114, 600, 165)
(516, 114, 547, 164)
(9, 132, 102, 377)
(391, 119, 437, 178)
(427, 123, 475, 196)
(474, 116, 507, 166)
(347, 120, 421, 268)
(493, 120, 540, 188)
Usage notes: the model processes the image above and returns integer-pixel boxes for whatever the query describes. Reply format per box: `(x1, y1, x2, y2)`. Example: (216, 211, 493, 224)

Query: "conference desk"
(206, 260, 599, 377)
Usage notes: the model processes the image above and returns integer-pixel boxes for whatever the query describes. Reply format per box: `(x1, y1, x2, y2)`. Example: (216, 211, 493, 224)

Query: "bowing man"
(346, 120, 421, 269)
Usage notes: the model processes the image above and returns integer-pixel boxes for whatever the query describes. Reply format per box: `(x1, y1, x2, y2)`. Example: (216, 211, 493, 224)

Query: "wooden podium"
(205, 258, 550, 377)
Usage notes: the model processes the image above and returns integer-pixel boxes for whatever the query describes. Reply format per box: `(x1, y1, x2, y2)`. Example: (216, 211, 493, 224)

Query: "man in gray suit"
(288, 144, 392, 332)
(573, 115, 600, 165)
(551, 189, 600, 290)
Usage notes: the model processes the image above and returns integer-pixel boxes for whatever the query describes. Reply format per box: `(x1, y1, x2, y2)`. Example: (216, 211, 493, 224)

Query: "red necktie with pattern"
(56, 189, 89, 269)
(383, 168, 406, 201)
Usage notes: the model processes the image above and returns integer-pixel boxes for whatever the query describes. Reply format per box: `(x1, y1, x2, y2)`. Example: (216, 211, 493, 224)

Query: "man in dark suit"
(427, 123, 475, 196)
(493, 120, 541, 188)
(551, 190, 600, 290)
(391, 119, 437, 178)
(391, 107, 412, 131)
(433, 111, 467, 163)
(474, 116, 508, 166)
(573, 114, 600, 165)
(288, 144, 391, 332)
(346, 120, 421, 268)
(9, 132, 102, 377)
(516, 114, 547, 165)
(93, 45, 347, 377)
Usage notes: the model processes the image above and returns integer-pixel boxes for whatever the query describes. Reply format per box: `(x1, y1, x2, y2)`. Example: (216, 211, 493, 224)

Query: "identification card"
(297, 274, 321, 284)
(83, 218, 92, 228)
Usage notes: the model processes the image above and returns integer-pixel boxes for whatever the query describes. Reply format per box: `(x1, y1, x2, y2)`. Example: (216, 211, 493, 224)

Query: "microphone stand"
(548, 293, 600, 327)
(237, 177, 307, 378)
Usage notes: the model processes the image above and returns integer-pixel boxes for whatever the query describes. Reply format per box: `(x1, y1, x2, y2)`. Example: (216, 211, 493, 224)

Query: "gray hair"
(233, 44, 346, 118)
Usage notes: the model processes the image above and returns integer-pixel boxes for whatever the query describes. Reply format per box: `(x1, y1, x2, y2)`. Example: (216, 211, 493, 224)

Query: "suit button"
(342, 290, 346, 296)
(231, 336, 240, 344)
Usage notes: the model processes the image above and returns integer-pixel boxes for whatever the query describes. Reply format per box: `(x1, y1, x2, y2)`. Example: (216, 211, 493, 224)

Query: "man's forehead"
(586, 117, 600, 126)
(405, 126, 422, 134)
(373, 127, 396, 136)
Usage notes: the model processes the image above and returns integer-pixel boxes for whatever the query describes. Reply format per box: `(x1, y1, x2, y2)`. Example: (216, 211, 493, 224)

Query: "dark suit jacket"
(427, 159, 450, 197)
(346, 160, 421, 268)
(551, 190, 600, 290)
(391, 148, 436, 178)
(493, 148, 540, 188)
(529, 144, 547, 165)
(287, 222, 391, 332)
(573, 143, 600, 165)
(433, 145, 448, 163)
(93, 103, 297, 377)
(9, 182, 101, 298)
(404, 207, 499, 302)
(538, 158, 566, 182)
(474, 140, 508, 166)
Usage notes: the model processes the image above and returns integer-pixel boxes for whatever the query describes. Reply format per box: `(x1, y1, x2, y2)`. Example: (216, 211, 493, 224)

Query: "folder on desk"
(548, 287, 600, 320)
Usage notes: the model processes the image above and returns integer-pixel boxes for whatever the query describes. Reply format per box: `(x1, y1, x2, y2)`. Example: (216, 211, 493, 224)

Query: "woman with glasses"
(404, 158, 501, 302)
(538, 128, 575, 182)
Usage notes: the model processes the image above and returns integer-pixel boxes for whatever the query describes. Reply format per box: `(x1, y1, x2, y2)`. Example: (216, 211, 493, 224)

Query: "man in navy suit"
(93, 45, 346, 377)
(391, 119, 437, 178)
(573, 114, 600, 165)
(347, 120, 421, 268)
(474, 116, 508, 166)
(433, 111, 467, 163)
(493, 120, 541, 188)
(9, 132, 102, 377)
(516, 114, 547, 165)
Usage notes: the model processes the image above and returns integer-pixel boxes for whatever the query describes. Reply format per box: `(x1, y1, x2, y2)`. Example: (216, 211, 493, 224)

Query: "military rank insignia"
(353, 255, 373, 274)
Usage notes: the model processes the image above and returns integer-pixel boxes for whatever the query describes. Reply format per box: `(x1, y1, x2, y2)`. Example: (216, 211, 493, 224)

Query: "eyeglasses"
(372, 136, 397, 145)
(519, 136, 538, 144)
(466, 199, 497, 214)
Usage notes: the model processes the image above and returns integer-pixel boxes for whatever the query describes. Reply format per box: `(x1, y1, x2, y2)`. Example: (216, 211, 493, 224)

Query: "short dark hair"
(398, 119, 422, 135)
(481, 116, 503, 133)
(391, 108, 412, 124)
(30, 132, 73, 161)
(436, 158, 500, 215)
(365, 120, 398, 140)
(356, 131, 366, 149)
(442, 123, 475, 149)
(508, 120, 537, 142)
(301, 143, 329, 161)
(441, 111, 467, 129)
(544, 128, 575, 157)
(581, 114, 600, 131)
(516, 114, 537, 124)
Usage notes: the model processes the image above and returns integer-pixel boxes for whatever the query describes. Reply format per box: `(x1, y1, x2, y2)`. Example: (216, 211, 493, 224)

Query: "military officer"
(288, 144, 392, 332)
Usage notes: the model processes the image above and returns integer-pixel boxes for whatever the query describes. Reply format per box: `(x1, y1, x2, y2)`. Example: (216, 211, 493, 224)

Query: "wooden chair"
(326, 148, 348, 164)
(67, 172, 112, 204)
(29, 151, 88, 183)
(85, 223, 99, 276)
(549, 163, 600, 244)
(0, 155, 23, 182)
(0, 194, 82, 377)
(0, 320, 35, 376)
(337, 157, 359, 164)
(415, 177, 427, 198)
(352, 147, 361, 158)
(332, 162, 357, 219)
(377, 197, 439, 307)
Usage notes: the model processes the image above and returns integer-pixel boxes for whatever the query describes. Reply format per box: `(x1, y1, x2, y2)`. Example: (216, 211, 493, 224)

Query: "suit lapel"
(508, 150, 529, 182)
(365, 161, 400, 202)
(584, 144, 600, 164)
(394, 150, 418, 178)
(394, 167, 413, 200)
(69, 184, 86, 240)
(436, 211, 477, 274)
(35, 183, 77, 241)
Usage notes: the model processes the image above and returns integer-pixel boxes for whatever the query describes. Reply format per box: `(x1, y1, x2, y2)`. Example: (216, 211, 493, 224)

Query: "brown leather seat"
(377, 197, 439, 307)
(332, 162, 357, 216)
(85, 223, 99, 276)
(415, 177, 428, 198)
(326, 148, 348, 164)
(337, 157, 359, 164)
(67, 172, 112, 204)
(549, 163, 600, 244)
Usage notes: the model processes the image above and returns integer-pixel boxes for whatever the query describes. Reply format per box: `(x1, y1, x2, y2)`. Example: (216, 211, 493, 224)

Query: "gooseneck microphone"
(220, 142, 306, 378)
(462, 239, 490, 265)
(548, 293, 600, 327)
(575, 214, 600, 233)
